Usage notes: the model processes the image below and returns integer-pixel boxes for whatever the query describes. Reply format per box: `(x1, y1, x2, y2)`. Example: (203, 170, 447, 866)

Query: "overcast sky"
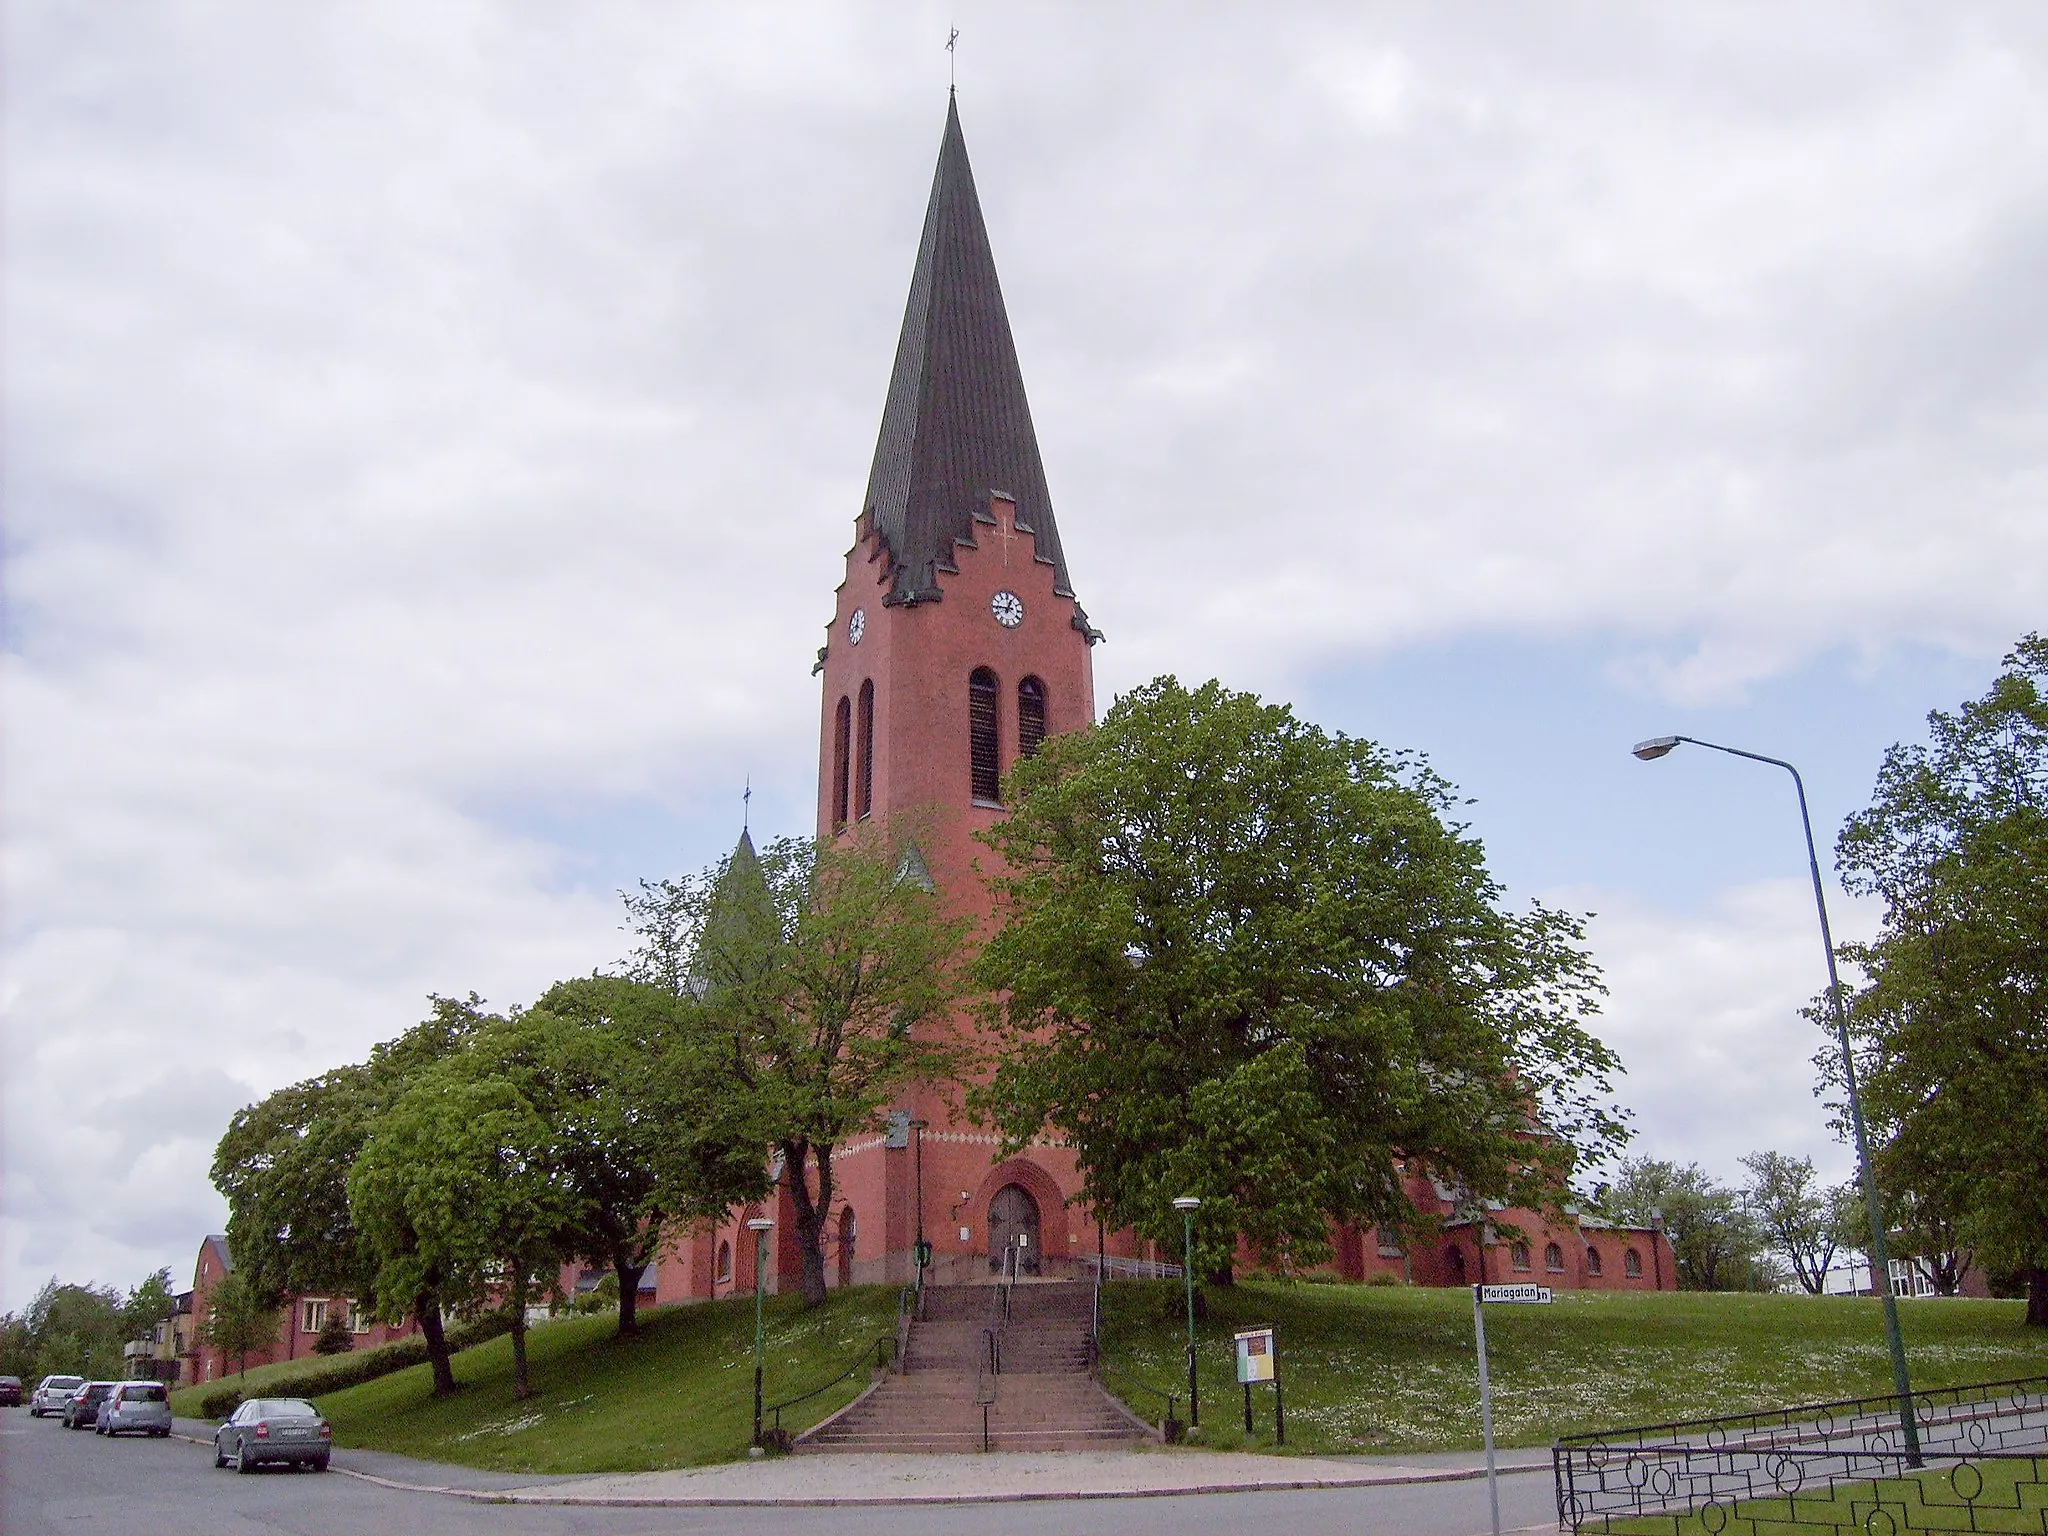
(6, 3, 2045, 1308)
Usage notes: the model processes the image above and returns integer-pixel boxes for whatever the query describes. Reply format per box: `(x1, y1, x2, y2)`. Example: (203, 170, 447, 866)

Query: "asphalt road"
(1, 1406, 1562, 1535)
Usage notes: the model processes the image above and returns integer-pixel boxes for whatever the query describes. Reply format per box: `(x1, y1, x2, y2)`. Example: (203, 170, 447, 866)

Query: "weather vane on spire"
(743, 775, 752, 833)
(947, 27, 959, 93)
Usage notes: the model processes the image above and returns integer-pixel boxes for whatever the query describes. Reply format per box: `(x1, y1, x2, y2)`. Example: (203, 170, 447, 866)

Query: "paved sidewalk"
(174, 1416, 1553, 1508)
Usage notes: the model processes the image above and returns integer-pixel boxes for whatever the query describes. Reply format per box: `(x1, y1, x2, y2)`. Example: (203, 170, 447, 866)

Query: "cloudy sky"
(6, 3, 2044, 1308)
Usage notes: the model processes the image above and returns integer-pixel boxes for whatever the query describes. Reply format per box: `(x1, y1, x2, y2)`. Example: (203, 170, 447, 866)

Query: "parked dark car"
(213, 1398, 332, 1472)
(0, 1375, 22, 1406)
(62, 1382, 118, 1429)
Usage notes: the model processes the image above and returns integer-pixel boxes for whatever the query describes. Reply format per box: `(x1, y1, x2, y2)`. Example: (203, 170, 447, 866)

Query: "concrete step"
(797, 1370, 1151, 1455)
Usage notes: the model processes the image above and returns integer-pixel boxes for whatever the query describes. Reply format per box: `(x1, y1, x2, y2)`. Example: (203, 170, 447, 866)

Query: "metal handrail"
(1088, 1263, 1181, 1435)
(766, 1335, 895, 1435)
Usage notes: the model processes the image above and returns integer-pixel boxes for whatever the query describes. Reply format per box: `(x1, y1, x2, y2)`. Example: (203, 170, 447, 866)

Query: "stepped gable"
(860, 96, 1089, 632)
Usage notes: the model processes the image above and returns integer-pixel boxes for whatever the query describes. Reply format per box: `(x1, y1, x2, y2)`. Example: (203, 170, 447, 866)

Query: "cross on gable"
(991, 498, 1018, 564)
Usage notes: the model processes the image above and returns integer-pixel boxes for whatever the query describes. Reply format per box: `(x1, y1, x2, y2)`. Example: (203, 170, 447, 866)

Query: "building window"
(717, 1241, 733, 1285)
(1544, 1243, 1564, 1273)
(1624, 1248, 1642, 1278)
(300, 1299, 327, 1335)
(1376, 1227, 1404, 1258)
(969, 668, 1001, 802)
(832, 696, 851, 830)
(348, 1301, 371, 1334)
(1585, 1246, 1603, 1277)
(1017, 676, 1047, 759)
(856, 680, 875, 819)
(1510, 1242, 1531, 1272)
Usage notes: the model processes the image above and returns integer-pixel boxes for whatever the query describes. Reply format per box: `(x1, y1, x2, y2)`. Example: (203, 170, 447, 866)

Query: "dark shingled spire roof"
(861, 98, 1081, 613)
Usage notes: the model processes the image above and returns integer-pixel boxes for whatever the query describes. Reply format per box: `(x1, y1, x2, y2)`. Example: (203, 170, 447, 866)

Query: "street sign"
(1479, 1284, 1553, 1305)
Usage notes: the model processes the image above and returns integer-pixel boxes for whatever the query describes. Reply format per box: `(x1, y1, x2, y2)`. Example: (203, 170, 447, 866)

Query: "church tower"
(806, 97, 1104, 1285)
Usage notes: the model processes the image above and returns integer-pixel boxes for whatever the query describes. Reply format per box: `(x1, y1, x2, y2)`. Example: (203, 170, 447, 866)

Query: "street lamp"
(911, 1119, 929, 1298)
(1632, 734, 1920, 1463)
(1172, 1196, 1202, 1428)
(748, 1216, 775, 1446)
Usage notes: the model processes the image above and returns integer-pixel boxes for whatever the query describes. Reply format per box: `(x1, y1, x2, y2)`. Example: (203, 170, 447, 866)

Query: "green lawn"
(1095, 1282, 2048, 1456)
(179, 1282, 2048, 1475)
(1604, 1455, 2048, 1535)
(200, 1287, 902, 1474)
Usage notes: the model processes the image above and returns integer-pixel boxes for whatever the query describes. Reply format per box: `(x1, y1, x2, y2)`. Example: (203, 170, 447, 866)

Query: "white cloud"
(4, 2, 2043, 1304)
(1574, 879, 1882, 1190)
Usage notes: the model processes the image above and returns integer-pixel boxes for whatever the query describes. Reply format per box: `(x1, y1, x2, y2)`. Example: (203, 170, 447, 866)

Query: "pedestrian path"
(173, 1416, 1552, 1508)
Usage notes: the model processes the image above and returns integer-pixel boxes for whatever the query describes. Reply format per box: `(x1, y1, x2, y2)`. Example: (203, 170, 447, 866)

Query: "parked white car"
(29, 1375, 85, 1417)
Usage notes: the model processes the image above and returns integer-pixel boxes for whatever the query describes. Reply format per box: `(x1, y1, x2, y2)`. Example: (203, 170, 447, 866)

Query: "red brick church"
(615, 98, 1672, 1306)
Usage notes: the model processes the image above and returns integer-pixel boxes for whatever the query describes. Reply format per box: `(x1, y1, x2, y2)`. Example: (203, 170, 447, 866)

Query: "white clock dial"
(991, 591, 1024, 628)
(848, 608, 866, 645)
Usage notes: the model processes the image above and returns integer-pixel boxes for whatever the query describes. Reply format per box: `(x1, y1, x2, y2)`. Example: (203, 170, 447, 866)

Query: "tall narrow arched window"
(968, 667, 1001, 803)
(831, 696, 851, 830)
(856, 680, 875, 819)
(1017, 676, 1047, 759)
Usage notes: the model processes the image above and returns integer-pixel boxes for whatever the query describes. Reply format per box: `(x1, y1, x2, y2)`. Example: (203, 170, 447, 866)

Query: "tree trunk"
(785, 1140, 833, 1309)
(414, 1292, 456, 1396)
(508, 1265, 531, 1400)
(2026, 1268, 2048, 1327)
(612, 1250, 648, 1338)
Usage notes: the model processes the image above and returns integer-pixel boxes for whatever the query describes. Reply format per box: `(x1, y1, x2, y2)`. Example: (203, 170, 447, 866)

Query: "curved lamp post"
(1172, 1196, 1201, 1428)
(748, 1216, 775, 1446)
(1632, 734, 1920, 1463)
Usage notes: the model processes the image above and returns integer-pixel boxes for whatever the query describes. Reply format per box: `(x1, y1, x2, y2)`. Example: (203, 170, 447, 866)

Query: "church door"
(987, 1184, 1042, 1276)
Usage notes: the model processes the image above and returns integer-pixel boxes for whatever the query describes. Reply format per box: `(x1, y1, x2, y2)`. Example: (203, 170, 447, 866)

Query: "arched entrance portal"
(987, 1184, 1042, 1276)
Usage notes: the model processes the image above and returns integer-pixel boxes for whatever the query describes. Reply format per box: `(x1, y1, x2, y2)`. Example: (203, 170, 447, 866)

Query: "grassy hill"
(1097, 1281, 2048, 1455)
(178, 1282, 2048, 1474)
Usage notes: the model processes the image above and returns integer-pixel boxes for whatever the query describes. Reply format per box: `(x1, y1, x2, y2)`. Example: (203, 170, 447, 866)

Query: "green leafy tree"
(7, 1278, 133, 1380)
(524, 976, 772, 1336)
(349, 1044, 580, 1398)
(213, 994, 492, 1395)
(1739, 1152, 1852, 1295)
(313, 1310, 356, 1354)
(1830, 634, 2048, 1325)
(1606, 1158, 1780, 1291)
(625, 827, 972, 1308)
(121, 1268, 176, 1350)
(970, 676, 1627, 1282)
(197, 1271, 278, 1378)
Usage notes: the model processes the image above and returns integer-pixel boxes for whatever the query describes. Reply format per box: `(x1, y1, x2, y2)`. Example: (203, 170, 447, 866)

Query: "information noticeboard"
(1234, 1327, 1276, 1384)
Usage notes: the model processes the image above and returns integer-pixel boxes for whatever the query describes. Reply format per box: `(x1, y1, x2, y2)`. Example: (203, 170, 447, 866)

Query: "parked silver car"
(30, 1375, 85, 1416)
(212, 1398, 332, 1472)
(96, 1380, 173, 1437)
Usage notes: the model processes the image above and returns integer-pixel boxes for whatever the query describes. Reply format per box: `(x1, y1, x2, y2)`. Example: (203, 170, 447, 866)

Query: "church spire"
(860, 98, 1077, 608)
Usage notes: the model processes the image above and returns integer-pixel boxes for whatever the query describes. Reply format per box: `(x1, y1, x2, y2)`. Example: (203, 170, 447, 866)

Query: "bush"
(313, 1314, 356, 1355)
(193, 1310, 517, 1417)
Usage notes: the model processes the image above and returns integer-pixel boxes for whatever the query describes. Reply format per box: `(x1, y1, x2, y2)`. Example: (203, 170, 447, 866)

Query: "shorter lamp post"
(748, 1216, 774, 1446)
(1632, 733, 1920, 1464)
(1172, 1197, 1201, 1428)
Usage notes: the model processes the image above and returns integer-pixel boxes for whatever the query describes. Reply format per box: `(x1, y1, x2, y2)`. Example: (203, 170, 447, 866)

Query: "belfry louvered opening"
(856, 680, 875, 819)
(969, 667, 1001, 802)
(1017, 676, 1046, 758)
(832, 696, 851, 830)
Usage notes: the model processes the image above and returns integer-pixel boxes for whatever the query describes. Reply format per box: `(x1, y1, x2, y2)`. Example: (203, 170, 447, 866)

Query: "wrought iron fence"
(1554, 1376, 2048, 1534)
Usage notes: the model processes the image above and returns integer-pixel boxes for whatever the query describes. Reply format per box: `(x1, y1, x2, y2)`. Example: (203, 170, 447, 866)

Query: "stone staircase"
(797, 1281, 1155, 1453)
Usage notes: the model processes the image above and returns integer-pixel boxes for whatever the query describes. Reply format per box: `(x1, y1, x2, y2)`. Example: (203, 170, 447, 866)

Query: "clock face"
(991, 591, 1024, 628)
(847, 608, 866, 645)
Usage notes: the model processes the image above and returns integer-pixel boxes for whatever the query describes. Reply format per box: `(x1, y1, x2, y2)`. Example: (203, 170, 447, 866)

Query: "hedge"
(196, 1310, 515, 1419)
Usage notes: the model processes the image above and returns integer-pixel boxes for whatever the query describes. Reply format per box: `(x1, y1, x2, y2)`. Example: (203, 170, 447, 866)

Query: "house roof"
(859, 97, 1080, 614)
